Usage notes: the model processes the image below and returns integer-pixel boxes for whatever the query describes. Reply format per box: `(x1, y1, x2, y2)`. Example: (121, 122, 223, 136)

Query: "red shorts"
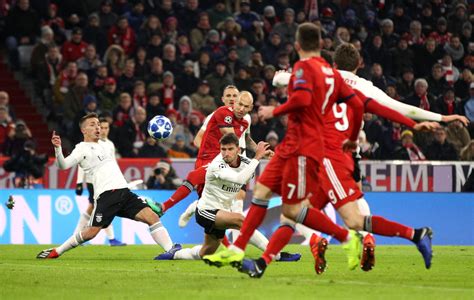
(194, 158, 212, 197)
(310, 157, 363, 210)
(258, 154, 319, 204)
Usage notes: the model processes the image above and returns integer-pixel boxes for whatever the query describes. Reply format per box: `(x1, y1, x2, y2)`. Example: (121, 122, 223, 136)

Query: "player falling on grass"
(73, 118, 126, 246)
(203, 23, 366, 273)
(238, 44, 439, 277)
(37, 113, 177, 259)
(154, 133, 272, 260)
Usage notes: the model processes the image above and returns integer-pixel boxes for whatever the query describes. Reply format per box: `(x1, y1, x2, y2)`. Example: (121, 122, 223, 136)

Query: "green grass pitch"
(1, 245, 473, 299)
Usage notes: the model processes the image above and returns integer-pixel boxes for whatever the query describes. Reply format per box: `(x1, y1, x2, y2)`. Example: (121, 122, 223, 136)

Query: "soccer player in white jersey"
(154, 133, 271, 261)
(74, 118, 126, 246)
(37, 113, 177, 259)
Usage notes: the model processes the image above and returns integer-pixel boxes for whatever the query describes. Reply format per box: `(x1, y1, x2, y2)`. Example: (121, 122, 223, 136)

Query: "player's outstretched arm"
(365, 98, 417, 128)
(441, 115, 469, 126)
(193, 128, 205, 149)
(52, 131, 79, 170)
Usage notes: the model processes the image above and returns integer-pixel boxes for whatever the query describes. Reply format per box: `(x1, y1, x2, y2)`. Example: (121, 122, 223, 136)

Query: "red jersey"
(62, 40, 88, 62)
(197, 106, 249, 161)
(273, 57, 361, 162)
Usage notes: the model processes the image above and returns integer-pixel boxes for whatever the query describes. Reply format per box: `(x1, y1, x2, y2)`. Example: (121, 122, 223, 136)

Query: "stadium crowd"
(0, 0, 473, 161)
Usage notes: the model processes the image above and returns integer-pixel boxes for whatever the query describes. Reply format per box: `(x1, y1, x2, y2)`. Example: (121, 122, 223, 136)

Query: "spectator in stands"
(235, 35, 255, 66)
(218, 17, 241, 49)
(446, 120, 471, 155)
(460, 22, 472, 52)
(390, 38, 414, 77)
(454, 69, 472, 100)
(262, 32, 283, 65)
(36, 45, 62, 97)
(62, 27, 88, 63)
(117, 106, 147, 157)
(391, 3, 410, 35)
(145, 57, 164, 91)
(444, 35, 465, 68)
(138, 136, 168, 158)
(235, 1, 262, 45)
(146, 160, 181, 190)
(145, 93, 166, 121)
(419, 3, 436, 35)
(396, 68, 415, 99)
(447, 3, 468, 34)
(0, 106, 14, 155)
(0, 91, 15, 122)
(132, 81, 147, 108)
(167, 134, 196, 158)
(463, 83, 474, 123)
(386, 84, 401, 101)
(177, 60, 200, 97)
(380, 19, 399, 50)
(434, 88, 462, 115)
(108, 16, 136, 56)
(98, 77, 119, 112)
(72, 95, 101, 144)
(163, 16, 179, 45)
(207, 1, 232, 29)
(205, 61, 233, 99)
(98, 0, 118, 32)
(272, 8, 297, 44)
(83, 13, 108, 57)
(188, 113, 203, 136)
(5, 0, 40, 70)
(247, 51, 265, 79)
(117, 59, 137, 93)
(91, 65, 108, 93)
(177, 96, 204, 127)
(393, 130, 426, 161)
(138, 14, 163, 47)
(334, 26, 350, 48)
(77, 44, 103, 78)
(177, 0, 201, 33)
(425, 127, 458, 161)
(190, 12, 211, 52)
(103, 45, 126, 78)
(235, 66, 253, 93)
(124, 1, 146, 33)
(4, 119, 33, 156)
(30, 26, 54, 78)
(370, 63, 390, 92)
(42, 3, 65, 45)
(414, 37, 444, 78)
(404, 78, 436, 111)
(440, 54, 459, 86)
(460, 141, 474, 161)
(200, 30, 227, 61)
(133, 47, 149, 80)
(176, 33, 192, 59)
(162, 43, 183, 75)
(146, 34, 164, 60)
(63, 72, 91, 124)
(426, 63, 449, 98)
(158, 71, 183, 110)
(190, 80, 216, 116)
(112, 92, 134, 128)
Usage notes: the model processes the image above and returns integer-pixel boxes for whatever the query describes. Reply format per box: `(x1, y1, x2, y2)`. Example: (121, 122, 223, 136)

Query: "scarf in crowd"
(392, 127, 401, 141)
(163, 85, 176, 110)
(444, 98, 454, 114)
(443, 64, 454, 86)
(417, 92, 430, 110)
(405, 143, 426, 161)
(133, 94, 147, 108)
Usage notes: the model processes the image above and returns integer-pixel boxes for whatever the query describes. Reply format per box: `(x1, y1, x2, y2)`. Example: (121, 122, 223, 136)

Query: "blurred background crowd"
(0, 0, 472, 163)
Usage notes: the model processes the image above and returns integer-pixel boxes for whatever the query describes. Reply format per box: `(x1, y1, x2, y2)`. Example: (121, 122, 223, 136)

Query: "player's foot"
(202, 248, 244, 268)
(36, 248, 59, 259)
(414, 227, 433, 269)
(342, 230, 362, 270)
(154, 244, 182, 260)
(145, 199, 164, 217)
(276, 252, 301, 262)
(109, 239, 127, 246)
(309, 233, 328, 275)
(238, 258, 266, 278)
(360, 233, 375, 271)
(178, 200, 198, 228)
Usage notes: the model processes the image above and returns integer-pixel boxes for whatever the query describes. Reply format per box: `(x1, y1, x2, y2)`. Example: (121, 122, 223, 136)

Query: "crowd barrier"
(1, 190, 472, 245)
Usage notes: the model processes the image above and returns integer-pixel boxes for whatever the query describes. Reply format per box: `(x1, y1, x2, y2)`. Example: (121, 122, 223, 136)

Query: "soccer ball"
(147, 115, 173, 140)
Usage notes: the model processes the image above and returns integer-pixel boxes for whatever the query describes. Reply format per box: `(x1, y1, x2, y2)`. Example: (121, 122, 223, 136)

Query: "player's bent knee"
(343, 215, 365, 231)
(253, 183, 272, 200)
(281, 204, 300, 221)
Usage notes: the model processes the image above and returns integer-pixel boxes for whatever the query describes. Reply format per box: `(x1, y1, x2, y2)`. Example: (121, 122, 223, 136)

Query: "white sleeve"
(369, 85, 442, 121)
(55, 146, 81, 170)
(213, 159, 259, 185)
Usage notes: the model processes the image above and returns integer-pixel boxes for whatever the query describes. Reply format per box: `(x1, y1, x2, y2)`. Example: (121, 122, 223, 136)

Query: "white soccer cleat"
(178, 200, 198, 228)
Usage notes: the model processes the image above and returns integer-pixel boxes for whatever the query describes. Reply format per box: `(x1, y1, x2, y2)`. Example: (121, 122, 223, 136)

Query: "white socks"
(56, 232, 85, 255)
(149, 222, 173, 251)
(74, 213, 90, 235)
(174, 245, 202, 260)
(104, 225, 115, 240)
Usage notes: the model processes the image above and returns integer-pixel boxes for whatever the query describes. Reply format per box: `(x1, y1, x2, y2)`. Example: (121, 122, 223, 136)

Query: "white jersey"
(76, 138, 116, 184)
(201, 112, 251, 153)
(55, 140, 128, 200)
(339, 70, 442, 122)
(197, 154, 259, 211)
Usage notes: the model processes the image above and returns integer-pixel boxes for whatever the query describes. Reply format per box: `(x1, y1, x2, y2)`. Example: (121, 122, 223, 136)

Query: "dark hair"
(295, 23, 321, 51)
(334, 43, 360, 71)
(98, 117, 109, 124)
(320, 49, 334, 66)
(219, 133, 239, 146)
(79, 112, 99, 127)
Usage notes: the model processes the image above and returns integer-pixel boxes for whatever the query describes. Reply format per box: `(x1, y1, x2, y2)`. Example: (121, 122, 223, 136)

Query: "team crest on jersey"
(295, 68, 303, 78)
(219, 163, 227, 169)
(96, 213, 103, 223)
(224, 116, 232, 124)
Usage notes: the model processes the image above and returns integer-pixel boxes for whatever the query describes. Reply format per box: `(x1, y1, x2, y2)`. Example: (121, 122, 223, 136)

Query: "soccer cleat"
(154, 244, 182, 260)
(146, 199, 164, 217)
(36, 248, 59, 259)
(202, 248, 244, 268)
(276, 252, 301, 262)
(238, 259, 265, 278)
(360, 233, 376, 271)
(342, 230, 362, 270)
(178, 200, 198, 228)
(109, 239, 127, 246)
(309, 233, 328, 275)
(415, 227, 433, 269)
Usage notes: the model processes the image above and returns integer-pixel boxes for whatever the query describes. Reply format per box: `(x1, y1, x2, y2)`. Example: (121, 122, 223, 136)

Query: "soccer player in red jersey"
(203, 23, 366, 273)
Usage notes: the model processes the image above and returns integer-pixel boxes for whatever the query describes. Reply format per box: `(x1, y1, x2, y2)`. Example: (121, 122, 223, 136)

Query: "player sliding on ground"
(37, 113, 178, 259)
(155, 133, 295, 261)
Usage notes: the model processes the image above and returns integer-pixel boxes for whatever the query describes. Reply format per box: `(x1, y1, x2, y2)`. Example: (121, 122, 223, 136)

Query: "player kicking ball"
(37, 113, 178, 259)
(155, 133, 293, 262)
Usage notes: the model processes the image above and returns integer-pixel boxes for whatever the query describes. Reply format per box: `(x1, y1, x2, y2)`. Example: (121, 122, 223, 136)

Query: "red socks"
(221, 236, 231, 247)
(369, 215, 414, 240)
(162, 167, 206, 212)
(233, 201, 268, 251)
(300, 207, 349, 243)
(262, 225, 294, 265)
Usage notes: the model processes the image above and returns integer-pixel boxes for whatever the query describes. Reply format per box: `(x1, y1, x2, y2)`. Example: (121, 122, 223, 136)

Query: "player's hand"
(342, 139, 358, 152)
(441, 115, 469, 126)
(51, 131, 61, 148)
(254, 142, 270, 160)
(264, 149, 274, 159)
(413, 121, 440, 132)
(258, 106, 275, 121)
(75, 183, 83, 196)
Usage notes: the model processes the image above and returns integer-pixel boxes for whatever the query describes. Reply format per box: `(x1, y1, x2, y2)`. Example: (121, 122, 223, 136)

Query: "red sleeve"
(273, 89, 312, 116)
(365, 98, 416, 128)
(345, 93, 364, 141)
(214, 107, 233, 128)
